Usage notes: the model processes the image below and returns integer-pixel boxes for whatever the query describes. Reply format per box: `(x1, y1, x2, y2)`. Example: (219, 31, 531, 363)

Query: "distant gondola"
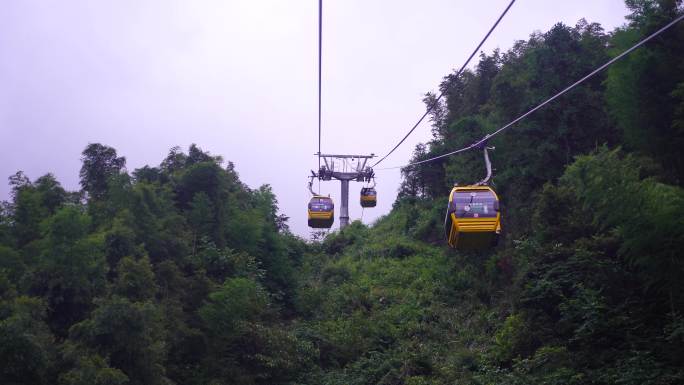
(360, 187, 377, 208)
(308, 195, 334, 228)
(444, 185, 501, 250)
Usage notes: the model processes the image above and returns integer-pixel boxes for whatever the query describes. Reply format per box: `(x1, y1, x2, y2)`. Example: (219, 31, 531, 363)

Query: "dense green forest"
(1, 1, 683, 384)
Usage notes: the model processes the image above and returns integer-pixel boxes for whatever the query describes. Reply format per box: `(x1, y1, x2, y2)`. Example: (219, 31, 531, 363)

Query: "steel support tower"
(312, 153, 375, 229)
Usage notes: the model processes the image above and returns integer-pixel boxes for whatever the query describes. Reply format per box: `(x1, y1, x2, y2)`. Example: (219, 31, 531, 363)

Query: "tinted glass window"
(452, 190, 497, 218)
(309, 198, 333, 212)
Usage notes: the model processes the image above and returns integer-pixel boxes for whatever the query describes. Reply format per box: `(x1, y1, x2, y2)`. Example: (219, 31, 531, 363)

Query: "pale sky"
(0, 0, 629, 237)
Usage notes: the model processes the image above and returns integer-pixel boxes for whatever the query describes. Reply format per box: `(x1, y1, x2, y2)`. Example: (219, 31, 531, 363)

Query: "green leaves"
(200, 277, 269, 337)
(114, 257, 157, 302)
(79, 144, 126, 201)
(605, 1, 684, 180)
(0, 296, 55, 385)
(561, 148, 684, 295)
(58, 354, 129, 385)
(69, 297, 166, 385)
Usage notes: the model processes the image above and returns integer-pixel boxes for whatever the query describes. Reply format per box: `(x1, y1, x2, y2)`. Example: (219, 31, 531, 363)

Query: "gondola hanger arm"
(476, 146, 494, 186)
(308, 174, 318, 196)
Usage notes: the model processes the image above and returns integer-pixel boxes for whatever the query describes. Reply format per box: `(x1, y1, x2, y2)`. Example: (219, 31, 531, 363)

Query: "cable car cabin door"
(445, 187, 501, 250)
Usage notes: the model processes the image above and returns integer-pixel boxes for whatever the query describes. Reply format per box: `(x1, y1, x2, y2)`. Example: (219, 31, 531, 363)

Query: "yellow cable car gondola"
(360, 187, 377, 207)
(444, 185, 501, 249)
(444, 146, 501, 250)
(308, 195, 334, 228)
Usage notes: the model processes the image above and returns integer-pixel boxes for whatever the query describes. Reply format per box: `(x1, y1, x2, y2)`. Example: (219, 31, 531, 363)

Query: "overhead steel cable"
(317, 0, 323, 191)
(376, 12, 684, 171)
(318, 0, 323, 164)
(371, 0, 516, 168)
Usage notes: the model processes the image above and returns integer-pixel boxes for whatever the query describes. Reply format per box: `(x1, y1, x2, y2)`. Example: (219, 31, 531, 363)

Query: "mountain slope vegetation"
(1, 1, 683, 384)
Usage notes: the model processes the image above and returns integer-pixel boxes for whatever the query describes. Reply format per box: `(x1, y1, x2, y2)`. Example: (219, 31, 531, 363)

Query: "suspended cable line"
(371, 0, 516, 168)
(376, 12, 684, 171)
(317, 0, 323, 165)
(317, 0, 323, 192)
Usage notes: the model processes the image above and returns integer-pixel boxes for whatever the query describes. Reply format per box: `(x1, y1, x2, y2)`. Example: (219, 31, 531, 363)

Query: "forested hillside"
(2, 1, 684, 384)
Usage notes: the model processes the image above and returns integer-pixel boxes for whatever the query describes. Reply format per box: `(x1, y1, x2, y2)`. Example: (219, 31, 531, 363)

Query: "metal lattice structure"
(311, 153, 375, 229)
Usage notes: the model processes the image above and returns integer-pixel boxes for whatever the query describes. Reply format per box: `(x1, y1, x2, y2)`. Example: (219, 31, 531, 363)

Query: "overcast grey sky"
(0, 0, 629, 236)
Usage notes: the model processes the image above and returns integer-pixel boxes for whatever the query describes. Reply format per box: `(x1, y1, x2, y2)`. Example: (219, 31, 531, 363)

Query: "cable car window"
(309, 198, 333, 211)
(453, 190, 497, 218)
